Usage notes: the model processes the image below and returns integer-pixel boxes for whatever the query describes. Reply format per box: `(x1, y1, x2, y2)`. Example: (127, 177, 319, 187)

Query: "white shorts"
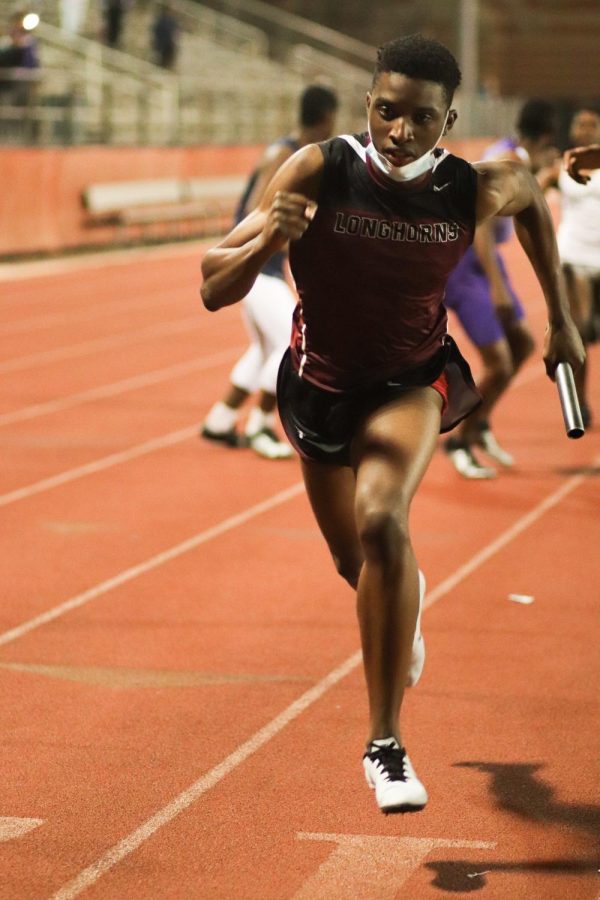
(564, 262, 600, 279)
(558, 227, 600, 276)
(230, 273, 296, 395)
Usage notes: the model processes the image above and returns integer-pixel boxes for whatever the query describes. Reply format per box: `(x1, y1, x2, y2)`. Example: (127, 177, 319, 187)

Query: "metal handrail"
(196, 0, 375, 67)
(163, 0, 268, 55)
(36, 0, 268, 58)
(36, 21, 177, 84)
(287, 43, 369, 89)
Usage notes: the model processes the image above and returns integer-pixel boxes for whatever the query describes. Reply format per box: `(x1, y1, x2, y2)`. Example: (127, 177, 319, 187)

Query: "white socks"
(245, 408, 275, 437)
(203, 403, 277, 439)
(203, 401, 239, 433)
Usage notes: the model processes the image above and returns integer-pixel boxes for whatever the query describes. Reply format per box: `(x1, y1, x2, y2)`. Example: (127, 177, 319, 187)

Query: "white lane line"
(0, 482, 305, 649)
(293, 834, 496, 899)
(0, 241, 206, 283)
(0, 351, 545, 430)
(45, 462, 597, 899)
(0, 291, 197, 336)
(0, 817, 44, 842)
(0, 347, 242, 427)
(0, 317, 206, 373)
(0, 350, 553, 505)
(423, 456, 599, 609)
(0, 356, 551, 504)
(49, 651, 362, 900)
(0, 425, 199, 508)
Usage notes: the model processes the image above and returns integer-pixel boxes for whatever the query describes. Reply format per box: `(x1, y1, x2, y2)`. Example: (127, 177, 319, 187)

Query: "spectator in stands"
(103, 0, 127, 49)
(151, 3, 180, 70)
(0, 12, 40, 103)
(201, 85, 338, 459)
(0, 12, 40, 70)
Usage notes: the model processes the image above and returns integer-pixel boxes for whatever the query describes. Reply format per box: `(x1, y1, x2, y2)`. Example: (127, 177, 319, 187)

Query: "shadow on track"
(425, 761, 600, 892)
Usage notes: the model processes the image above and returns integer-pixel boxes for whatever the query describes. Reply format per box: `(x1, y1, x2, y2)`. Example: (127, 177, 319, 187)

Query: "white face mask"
(366, 110, 450, 182)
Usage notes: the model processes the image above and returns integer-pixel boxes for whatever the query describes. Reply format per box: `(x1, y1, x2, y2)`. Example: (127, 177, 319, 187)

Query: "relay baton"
(555, 362, 584, 439)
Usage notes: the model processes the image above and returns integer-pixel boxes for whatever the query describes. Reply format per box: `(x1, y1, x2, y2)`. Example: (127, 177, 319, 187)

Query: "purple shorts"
(444, 247, 525, 347)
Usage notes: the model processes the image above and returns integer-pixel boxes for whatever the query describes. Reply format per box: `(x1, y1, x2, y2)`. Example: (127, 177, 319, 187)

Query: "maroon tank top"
(288, 133, 478, 391)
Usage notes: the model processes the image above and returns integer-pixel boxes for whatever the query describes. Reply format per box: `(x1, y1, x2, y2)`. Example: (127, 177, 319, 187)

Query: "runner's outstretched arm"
(474, 159, 585, 378)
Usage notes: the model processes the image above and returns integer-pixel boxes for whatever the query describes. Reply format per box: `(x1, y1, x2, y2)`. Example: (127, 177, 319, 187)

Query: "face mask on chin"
(366, 110, 450, 182)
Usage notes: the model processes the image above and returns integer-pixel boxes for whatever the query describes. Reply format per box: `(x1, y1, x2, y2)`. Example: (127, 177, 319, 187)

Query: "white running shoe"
(200, 425, 248, 448)
(476, 428, 514, 467)
(444, 439, 496, 480)
(249, 428, 294, 460)
(407, 570, 426, 687)
(363, 738, 428, 813)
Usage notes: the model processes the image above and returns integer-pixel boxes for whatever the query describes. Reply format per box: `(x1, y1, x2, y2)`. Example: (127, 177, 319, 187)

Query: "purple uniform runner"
(443, 137, 526, 347)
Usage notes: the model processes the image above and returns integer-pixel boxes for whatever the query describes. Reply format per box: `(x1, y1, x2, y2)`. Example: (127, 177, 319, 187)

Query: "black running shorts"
(276, 336, 481, 466)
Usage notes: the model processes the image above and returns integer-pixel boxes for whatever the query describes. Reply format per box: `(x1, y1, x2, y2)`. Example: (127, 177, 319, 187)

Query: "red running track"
(0, 237, 598, 899)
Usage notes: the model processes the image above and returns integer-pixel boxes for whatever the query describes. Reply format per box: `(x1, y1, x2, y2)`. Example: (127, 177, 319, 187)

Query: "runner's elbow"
(200, 281, 221, 311)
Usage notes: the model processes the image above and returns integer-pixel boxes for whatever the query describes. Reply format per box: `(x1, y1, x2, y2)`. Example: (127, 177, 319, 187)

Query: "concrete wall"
(0, 138, 490, 257)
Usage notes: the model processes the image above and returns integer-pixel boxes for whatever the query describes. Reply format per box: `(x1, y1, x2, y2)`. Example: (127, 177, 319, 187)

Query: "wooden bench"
(82, 175, 247, 241)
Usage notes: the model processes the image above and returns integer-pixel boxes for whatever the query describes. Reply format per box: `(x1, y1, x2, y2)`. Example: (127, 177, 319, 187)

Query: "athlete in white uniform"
(556, 108, 600, 425)
(559, 164, 600, 271)
(201, 86, 338, 459)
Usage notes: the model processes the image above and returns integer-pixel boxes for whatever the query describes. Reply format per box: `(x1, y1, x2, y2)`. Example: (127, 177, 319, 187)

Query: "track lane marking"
(0, 316, 207, 374)
(293, 835, 496, 899)
(2, 453, 596, 650)
(0, 482, 306, 649)
(0, 241, 207, 284)
(48, 651, 362, 900)
(0, 360, 549, 502)
(0, 291, 201, 336)
(0, 818, 44, 842)
(423, 460, 597, 608)
(14, 458, 598, 898)
(0, 425, 199, 507)
(0, 347, 243, 427)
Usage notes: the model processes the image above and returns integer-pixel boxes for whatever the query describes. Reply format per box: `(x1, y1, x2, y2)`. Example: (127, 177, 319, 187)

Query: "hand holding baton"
(555, 362, 584, 439)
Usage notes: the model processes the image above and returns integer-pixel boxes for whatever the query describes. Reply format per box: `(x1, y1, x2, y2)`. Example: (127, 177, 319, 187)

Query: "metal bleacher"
(0, 0, 533, 147)
(0, 0, 368, 146)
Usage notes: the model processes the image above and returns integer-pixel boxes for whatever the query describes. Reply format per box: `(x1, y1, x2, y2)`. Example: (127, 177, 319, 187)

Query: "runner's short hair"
(373, 34, 462, 106)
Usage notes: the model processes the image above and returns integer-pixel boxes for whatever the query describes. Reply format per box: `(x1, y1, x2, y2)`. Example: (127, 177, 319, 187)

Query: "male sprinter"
(201, 35, 584, 813)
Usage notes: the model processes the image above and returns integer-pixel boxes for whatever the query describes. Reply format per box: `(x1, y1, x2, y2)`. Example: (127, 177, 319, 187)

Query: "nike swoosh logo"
(433, 182, 451, 192)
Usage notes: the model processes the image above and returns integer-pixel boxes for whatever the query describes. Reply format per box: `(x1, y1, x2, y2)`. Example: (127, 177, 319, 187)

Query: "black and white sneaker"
(249, 428, 294, 460)
(444, 437, 496, 480)
(363, 738, 428, 813)
(200, 425, 248, 448)
(475, 428, 514, 467)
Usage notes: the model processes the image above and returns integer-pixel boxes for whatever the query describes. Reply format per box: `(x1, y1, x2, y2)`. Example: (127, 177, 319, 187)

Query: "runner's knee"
(358, 503, 409, 569)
